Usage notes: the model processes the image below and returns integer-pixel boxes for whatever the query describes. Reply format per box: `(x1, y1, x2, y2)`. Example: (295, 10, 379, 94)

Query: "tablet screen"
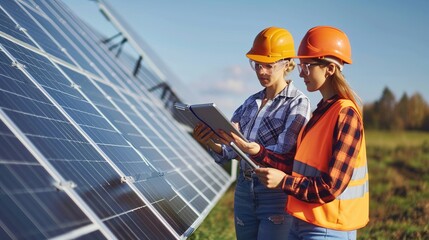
(189, 103, 248, 142)
(175, 102, 248, 142)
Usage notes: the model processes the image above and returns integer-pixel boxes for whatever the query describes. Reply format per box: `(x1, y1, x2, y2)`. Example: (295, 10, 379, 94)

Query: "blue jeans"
(234, 173, 292, 240)
(288, 217, 357, 240)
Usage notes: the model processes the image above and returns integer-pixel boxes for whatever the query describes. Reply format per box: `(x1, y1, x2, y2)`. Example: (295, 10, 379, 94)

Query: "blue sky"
(64, 0, 429, 118)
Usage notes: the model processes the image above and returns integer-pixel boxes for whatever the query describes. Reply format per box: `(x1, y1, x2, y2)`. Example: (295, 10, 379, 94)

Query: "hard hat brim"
(246, 54, 285, 63)
(293, 55, 352, 64)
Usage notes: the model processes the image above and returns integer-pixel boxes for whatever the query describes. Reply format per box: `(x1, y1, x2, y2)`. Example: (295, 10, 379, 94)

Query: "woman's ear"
(283, 60, 291, 74)
(326, 63, 337, 76)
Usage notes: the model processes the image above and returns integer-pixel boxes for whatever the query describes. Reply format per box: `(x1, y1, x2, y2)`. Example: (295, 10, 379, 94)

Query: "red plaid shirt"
(252, 95, 363, 203)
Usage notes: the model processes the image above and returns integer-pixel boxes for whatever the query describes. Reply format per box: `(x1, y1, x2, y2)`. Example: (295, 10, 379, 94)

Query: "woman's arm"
(255, 107, 363, 204)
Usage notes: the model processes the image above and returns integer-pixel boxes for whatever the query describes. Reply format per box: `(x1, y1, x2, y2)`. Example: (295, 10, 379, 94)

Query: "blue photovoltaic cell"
(20, 0, 97, 75)
(31, 0, 103, 77)
(0, 4, 36, 47)
(0, 0, 233, 239)
(0, 118, 94, 239)
(1, 1, 72, 64)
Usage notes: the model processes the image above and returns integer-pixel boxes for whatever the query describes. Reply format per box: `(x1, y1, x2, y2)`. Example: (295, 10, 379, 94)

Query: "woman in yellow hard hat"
(219, 26, 369, 240)
(193, 26, 311, 239)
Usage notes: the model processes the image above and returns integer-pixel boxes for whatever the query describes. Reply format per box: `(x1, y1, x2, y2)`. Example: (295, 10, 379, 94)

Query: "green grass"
(189, 130, 429, 240)
(365, 130, 429, 148)
(361, 130, 429, 239)
(188, 183, 236, 240)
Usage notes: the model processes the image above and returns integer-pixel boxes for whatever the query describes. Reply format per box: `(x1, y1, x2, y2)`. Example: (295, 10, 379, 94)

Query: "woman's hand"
(192, 123, 222, 153)
(193, 123, 215, 145)
(254, 167, 286, 189)
(218, 130, 261, 155)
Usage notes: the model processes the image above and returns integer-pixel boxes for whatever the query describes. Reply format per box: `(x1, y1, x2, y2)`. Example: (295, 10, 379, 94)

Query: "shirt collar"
(315, 94, 340, 112)
(255, 80, 296, 100)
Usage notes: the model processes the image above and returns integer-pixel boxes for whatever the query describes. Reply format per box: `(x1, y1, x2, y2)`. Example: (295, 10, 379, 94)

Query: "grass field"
(189, 130, 429, 240)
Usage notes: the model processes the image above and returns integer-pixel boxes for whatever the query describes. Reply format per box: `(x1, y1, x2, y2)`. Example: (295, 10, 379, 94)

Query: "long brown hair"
(330, 68, 363, 115)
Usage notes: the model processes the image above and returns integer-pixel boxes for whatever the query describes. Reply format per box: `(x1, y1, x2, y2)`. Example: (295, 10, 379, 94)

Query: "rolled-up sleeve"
(209, 144, 238, 165)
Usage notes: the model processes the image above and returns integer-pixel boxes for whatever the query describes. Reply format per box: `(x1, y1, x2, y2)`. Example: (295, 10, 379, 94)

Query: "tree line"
(363, 87, 429, 131)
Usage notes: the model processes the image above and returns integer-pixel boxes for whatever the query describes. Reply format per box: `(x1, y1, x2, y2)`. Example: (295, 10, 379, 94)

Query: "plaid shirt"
(252, 95, 363, 203)
(211, 81, 311, 172)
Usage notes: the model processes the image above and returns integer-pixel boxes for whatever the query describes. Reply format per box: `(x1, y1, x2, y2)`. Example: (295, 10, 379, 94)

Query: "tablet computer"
(174, 102, 248, 142)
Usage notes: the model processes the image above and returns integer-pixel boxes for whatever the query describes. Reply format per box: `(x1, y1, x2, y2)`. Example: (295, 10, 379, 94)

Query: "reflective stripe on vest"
(338, 165, 369, 200)
(293, 161, 369, 200)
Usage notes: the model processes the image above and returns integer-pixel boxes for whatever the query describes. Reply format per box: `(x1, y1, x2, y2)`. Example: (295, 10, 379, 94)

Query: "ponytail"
(331, 69, 363, 115)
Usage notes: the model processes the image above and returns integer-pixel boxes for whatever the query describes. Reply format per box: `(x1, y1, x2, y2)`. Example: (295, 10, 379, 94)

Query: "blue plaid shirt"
(211, 81, 311, 171)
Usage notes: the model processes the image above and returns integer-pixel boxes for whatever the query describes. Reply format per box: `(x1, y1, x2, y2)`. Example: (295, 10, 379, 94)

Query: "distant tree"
(363, 103, 378, 129)
(407, 93, 427, 130)
(363, 87, 429, 131)
(394, 93, 409, 130)
(374, 87, 396, 130)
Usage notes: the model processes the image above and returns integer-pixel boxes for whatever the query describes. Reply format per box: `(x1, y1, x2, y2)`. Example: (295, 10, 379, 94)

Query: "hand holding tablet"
(175, 102, 259, 169)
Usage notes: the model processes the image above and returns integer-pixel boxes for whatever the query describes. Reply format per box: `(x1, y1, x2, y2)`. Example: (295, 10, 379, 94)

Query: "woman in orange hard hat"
(219, 26, 369, 240)
(193, 26, 311, 239)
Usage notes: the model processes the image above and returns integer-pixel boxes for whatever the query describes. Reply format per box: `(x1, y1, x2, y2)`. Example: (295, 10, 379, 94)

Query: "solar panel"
(0, 0, 234, 239)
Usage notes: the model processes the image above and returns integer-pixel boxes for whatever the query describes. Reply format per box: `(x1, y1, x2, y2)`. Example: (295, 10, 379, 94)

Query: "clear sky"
(64, 0, 429, 118)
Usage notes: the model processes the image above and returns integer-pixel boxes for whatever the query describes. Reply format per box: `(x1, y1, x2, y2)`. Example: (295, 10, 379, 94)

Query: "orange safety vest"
(287, 99, 369, 231)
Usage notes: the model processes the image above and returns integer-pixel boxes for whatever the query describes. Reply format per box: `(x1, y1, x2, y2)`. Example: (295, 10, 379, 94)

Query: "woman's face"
(253, 61, 287, 88)
(298, 59, 328, 92)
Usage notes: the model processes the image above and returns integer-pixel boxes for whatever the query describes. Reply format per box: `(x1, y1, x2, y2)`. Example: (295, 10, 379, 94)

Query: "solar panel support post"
(115, 37, 127, 57)
(133, 55, 143, 76)
(101, 32, 122, 44)
(106, 37, 127, 57)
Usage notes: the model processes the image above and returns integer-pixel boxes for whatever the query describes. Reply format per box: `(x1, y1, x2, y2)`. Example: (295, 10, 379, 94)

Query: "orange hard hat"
(296, 26, 352, 64)
(246, 26, 295, 63)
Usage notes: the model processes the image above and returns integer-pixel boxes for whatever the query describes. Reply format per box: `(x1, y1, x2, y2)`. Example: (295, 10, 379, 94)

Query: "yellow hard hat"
(246, 26, 295, 63)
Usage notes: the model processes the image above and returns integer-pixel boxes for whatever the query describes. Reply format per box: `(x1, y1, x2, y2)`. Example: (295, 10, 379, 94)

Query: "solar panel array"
(0, 0, 234, 239)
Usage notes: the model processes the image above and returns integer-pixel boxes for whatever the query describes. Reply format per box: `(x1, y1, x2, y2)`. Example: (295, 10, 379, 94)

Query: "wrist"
(249, 144, 263, 156)
(208, 140, 222, 154)
(248, 143, 260, 155)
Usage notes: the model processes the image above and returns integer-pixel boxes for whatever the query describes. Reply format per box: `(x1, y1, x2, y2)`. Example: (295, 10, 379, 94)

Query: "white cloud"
(190, 65, 261, 118)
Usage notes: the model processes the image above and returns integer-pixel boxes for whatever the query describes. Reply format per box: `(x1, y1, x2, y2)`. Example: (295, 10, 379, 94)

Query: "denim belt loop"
(243, 169, 254, 181)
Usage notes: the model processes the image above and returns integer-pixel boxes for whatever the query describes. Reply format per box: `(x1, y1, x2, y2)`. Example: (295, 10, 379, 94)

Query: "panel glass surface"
(0, 3, 36, 47)
(1, 1, 72, 64)
(20, 0, 97, 75)
(0, 118, 95, 239)
(0, 38, 176, 239)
